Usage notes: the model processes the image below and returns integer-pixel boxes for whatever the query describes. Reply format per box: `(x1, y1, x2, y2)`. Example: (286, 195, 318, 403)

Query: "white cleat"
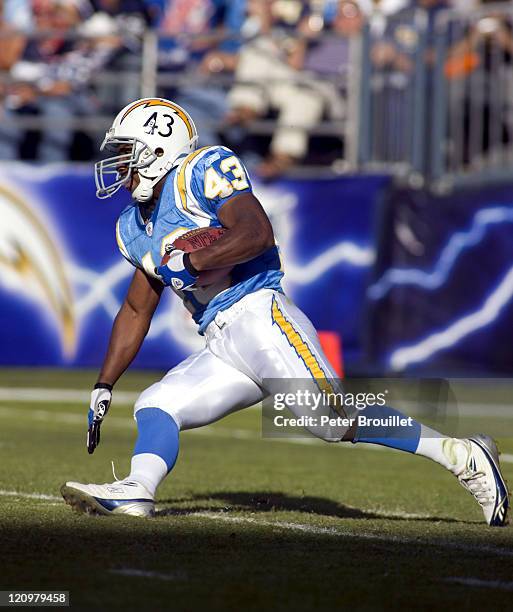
(447, 435, 510, 527)
(61, 480, 154, 517)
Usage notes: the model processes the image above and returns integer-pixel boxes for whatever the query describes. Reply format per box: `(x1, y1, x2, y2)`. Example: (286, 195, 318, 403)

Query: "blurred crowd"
(1, 0, 513, 178)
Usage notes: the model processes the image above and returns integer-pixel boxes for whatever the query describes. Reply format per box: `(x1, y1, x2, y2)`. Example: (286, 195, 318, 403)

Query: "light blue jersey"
(116, 145, 284, 333)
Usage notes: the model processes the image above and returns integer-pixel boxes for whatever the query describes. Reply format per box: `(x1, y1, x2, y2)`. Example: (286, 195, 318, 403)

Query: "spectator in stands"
(0, 2, 27, 161)
(157, 0, 246, 147)
(141, 0, 165, 25)
(0, 0, 153, 161)
(88, 0, 153, 35)
(225, 0, 363, 178)
(444, 11, 513, 164)
(370, 0, 451, 73)
(445, 13, 513, 79)
(366, 0, 451, 166)
(2, 0, 34, 32)
(0, 4, 26, 70)
(80, 0, 155, 113)
(0, 0, 92, 160)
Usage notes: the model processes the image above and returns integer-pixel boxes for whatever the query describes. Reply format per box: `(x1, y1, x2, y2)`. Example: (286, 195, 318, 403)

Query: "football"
(162, 227, 233, 287)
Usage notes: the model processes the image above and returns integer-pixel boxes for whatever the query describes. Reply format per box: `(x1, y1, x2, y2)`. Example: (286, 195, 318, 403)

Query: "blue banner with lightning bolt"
(0, 164, 385, 370)
(368, 183, 513, 375)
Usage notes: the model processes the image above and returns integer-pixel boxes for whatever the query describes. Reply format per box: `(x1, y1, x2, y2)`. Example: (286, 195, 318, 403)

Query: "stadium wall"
(0, 164, 386, 371)
(367, 182, 513, 375)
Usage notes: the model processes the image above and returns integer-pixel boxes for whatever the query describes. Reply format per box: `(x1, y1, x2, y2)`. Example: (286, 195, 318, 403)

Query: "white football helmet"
(95, 97, 198, 202)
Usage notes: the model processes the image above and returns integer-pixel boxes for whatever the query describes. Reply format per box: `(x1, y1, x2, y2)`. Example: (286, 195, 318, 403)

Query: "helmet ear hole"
(155, 147, 164, 157)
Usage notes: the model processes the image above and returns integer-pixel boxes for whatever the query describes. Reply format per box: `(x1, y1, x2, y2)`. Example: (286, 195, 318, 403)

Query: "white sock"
(415, 425, 469, 474)
(128, 453, 168, 497)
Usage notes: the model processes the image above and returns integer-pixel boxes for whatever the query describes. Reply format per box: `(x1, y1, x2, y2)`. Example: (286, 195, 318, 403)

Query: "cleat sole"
(469, 435, 510, 527)
(494, 439, 512, 509)
(60, 484, 154, 518)
(60, 484, 111, 516)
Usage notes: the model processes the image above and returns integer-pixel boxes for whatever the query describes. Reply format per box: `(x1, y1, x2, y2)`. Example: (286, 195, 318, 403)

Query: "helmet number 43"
(143, 112, 174, 137)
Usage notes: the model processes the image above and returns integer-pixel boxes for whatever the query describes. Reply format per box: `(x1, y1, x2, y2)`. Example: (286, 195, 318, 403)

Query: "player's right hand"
(87, 383, 112, 454)
(154, 250, 198, 291)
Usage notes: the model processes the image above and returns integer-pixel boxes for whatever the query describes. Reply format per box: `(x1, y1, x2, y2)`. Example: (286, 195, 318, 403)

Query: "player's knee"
(134, 384, 158, 414)
(134, 383, 181, 428)
(310, 422, 352, 443)
(320, 433, 343, 443)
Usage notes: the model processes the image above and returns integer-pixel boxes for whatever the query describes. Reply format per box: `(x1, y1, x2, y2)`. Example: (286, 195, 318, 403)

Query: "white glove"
(87, 384, 112, 454)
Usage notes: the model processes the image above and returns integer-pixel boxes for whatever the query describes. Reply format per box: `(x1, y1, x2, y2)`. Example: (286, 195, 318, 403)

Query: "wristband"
(183, 253, 199, 276)
(94, 382, 113, 392)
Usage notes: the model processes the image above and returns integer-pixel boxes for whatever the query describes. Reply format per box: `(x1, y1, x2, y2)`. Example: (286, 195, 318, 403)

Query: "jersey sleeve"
(115, 218, 139, 268)
(189, 146, 253, 218)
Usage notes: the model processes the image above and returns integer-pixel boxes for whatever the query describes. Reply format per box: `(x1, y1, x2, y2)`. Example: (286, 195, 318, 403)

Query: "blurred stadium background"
(2, 0, 513, 377)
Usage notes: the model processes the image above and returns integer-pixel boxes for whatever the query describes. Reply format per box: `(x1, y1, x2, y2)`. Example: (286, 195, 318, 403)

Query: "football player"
(61, 98, 509, 526)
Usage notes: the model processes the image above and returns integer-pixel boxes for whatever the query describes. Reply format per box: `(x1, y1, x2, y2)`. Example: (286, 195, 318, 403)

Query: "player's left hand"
(87, 383, 112, 454)
(155, 250, 198, 290)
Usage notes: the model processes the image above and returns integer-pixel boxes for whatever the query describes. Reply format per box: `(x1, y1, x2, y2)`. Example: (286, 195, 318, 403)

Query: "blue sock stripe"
(352, 405, 421, 453)
(134, 408, 180, 472)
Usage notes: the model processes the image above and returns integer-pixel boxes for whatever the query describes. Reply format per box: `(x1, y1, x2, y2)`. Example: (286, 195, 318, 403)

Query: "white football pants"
(134, 289, 345, 442)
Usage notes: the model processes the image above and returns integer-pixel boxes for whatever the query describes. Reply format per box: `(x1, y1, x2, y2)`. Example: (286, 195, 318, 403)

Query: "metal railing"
(355, 3, 513, 189)
(357, 8, 428, 185)
(0, 28, 359, 172)
(2, 5, 513, 188)
(430, 3, 513, 189)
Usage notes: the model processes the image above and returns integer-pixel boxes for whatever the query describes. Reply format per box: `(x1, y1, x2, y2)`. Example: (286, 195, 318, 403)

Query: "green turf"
(1, 369, 513, 611)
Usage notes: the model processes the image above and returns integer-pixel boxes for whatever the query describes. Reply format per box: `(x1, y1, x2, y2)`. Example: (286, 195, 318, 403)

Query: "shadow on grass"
(156, 490, 467, 524)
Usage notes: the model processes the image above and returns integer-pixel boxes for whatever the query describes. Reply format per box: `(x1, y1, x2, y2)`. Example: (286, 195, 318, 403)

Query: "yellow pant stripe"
(271, 297, 335, 395)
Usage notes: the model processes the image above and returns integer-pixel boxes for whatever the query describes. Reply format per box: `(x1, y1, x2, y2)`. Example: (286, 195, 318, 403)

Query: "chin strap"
(131, 136, 199, 203)
(132, 177, 154, 202)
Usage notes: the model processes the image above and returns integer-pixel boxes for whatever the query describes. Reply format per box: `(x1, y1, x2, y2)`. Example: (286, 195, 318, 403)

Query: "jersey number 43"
(204, 156, 250, 199)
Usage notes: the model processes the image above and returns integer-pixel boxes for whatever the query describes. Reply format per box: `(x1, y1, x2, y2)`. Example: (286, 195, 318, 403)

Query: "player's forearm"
(97, 304, 152, 386)
(189, 224, 274, 271)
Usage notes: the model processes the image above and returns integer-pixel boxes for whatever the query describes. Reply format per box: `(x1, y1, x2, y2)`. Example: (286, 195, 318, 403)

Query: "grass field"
(1, 369, 513, 611)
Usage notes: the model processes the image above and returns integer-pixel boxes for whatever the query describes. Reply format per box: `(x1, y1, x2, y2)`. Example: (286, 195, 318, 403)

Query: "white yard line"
(0, 405, 330, 442)
(0, 489, 439, 521)
(0, 494, 482, 548)
(444, 577, 513, 591)
(0, 387, 139, 405)
(1, 386, 513, 417)
(0, 406, 261, 442)
(0, 405, 393, 455)
(192, 512, 513, 558)
(0, 489, 61, 501)
(1, 404, 513, 462)
(191, 505, 432, 524)
(0, 406, 133, 428)
(0, 490, 511, 559)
